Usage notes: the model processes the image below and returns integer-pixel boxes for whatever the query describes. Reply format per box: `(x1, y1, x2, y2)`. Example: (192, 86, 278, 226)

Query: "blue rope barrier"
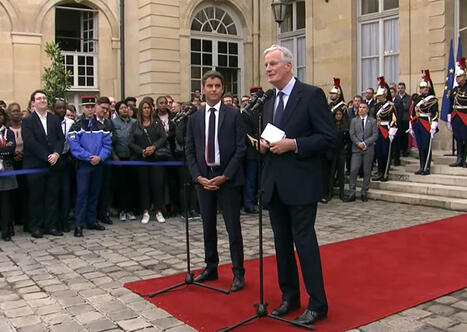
(0, 160, 185, 177)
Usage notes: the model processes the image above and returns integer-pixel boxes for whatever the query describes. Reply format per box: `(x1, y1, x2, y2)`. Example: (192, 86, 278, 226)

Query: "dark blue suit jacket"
(262, 79, 337, 205)
(185, 103, 246, 187)
(22, 112, 64, 169)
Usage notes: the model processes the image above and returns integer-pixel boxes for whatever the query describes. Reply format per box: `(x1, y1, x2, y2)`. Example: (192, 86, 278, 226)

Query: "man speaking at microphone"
(186, 70, 246, 292)
(258, 45, 337, 325)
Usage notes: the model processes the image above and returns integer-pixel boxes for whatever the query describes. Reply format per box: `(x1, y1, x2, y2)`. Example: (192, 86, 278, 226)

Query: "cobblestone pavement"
(0, 200, 465, 332)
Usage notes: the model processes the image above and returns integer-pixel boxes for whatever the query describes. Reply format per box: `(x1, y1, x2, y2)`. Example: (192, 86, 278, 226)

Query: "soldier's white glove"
(407, 122, 415, 137)
(447, 114, 452, 131)
(389, 127, 398, 142)
(430, 121, 438, 138)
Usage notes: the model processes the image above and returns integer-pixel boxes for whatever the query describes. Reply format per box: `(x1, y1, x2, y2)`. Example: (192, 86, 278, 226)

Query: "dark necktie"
(273, 91, 285, 127)
(206, 108, 216, 164)
(361, 118, 365, 140)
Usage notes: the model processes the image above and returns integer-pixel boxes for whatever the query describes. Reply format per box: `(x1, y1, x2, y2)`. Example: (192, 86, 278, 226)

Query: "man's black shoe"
(87, 223, 105, 231)
(2, 233, 11, 241)
(319, 197, 328, 204)
(271, 301, 300, 317)
(74, 227, 83, 237)
(381, 176, 388, 182)
(414, 169, 423, 175)
(421, 170, 430, 175)
(194, 269, 218, 283)
(31, 230, 43, 239)
(230, 275, 244, 292)
(188, 210, 201, 220)
(244, 206, 258, 214)
(45, 229, 63, 236)
(361, 194, 368, 202)
(343, 195, 356, 202)
(294, 309, 327, 325)
(99, 216, 113, 225)
(372, 174, 382, 181)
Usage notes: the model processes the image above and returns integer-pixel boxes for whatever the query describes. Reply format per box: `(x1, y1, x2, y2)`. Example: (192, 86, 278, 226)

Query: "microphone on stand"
(242, 89, 264, 117)
(249, 89, 275, 113)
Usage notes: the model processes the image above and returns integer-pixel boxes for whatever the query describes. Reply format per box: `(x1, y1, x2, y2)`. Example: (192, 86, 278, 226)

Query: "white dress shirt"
(273, 76, 296, 122)
(35, 111, 48, 135)
(62, 117, 74, 153)
(205, 100, 221, 166)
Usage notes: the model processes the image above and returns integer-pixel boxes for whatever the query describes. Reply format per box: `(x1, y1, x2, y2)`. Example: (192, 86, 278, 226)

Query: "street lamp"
(270, 0, 290, 24)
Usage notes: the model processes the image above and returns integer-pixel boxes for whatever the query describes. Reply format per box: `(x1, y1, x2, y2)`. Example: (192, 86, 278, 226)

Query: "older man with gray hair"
(257, 44, 336, 326)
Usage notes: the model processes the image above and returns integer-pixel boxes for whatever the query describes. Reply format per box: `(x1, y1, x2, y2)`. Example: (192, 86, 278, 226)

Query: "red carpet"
(125, 214, 467, 331)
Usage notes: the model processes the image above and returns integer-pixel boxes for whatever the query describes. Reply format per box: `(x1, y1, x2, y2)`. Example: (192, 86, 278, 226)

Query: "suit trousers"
(268, 189, 328, 312)
(196, 184, 244, 277)
(97, 165, 112, 219)
(75, 163, 103, 227)
(349, 148, 374, 196)
(27, 168, 60, 233)
(0, 191, 12, 235)
(57, 157, 72, 232)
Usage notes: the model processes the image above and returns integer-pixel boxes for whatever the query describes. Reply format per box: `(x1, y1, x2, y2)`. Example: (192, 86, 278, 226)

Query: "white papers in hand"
(261, 123, 286, 143)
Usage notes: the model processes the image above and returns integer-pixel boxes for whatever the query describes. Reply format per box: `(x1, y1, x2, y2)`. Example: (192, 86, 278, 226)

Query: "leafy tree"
(41, 42, 71, 106)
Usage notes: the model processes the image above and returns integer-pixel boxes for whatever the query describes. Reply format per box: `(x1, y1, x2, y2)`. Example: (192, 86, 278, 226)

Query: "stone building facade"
(0, 0, 465, 147)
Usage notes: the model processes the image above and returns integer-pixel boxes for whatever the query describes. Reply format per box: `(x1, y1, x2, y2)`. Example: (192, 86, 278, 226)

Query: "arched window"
(191, 7, 237, 36)
(190, 5, 243, 98)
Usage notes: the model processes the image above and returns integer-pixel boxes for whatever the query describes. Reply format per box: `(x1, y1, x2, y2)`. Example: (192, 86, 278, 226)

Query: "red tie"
(206, 108, 216, 164)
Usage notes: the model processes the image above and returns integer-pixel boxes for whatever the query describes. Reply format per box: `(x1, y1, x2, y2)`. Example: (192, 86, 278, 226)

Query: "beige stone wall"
(0, 0, 120, 108)
(0, 0, 458, 148)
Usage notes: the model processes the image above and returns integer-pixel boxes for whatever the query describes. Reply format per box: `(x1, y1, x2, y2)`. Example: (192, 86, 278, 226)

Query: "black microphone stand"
(146, 118, 230, 298)
(218, 100, 313, 331)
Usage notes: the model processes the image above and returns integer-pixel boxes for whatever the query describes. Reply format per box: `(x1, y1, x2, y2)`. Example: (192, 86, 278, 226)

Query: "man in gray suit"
(344, 101, 378, 202)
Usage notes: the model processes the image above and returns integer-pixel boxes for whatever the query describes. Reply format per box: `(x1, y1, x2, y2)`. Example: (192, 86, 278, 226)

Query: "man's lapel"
(263, 91, 275, 126)
(280, 80, 302, 127)
(218, 102, 226, 131)
(199, 105, 206, 153)
(33, 112, 47, 138)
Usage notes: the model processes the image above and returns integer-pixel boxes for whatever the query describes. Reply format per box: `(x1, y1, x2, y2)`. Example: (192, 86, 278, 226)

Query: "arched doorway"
(190, 4, 243, 98)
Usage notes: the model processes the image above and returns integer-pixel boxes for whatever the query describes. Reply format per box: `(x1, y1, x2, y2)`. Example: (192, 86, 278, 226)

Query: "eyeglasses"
(35, 97, 47, 101)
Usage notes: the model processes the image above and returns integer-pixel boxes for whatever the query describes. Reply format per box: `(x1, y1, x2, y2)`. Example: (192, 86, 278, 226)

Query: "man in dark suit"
(365, 88, 376, 118)
(344, 101, 378, 202)
(258, 45, 337, 326)
(22, 90, 65, 238)
(396, 82, 412, 157)
(186, 70, 246, 292)
(390, 86, 405, 166)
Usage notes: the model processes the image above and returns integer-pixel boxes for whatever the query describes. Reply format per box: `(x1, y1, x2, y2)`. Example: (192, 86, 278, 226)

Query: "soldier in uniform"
(373, 76, 397, 181)
(329, 77, 347, 115)
(409, 70, 439, 175)
(448, 57, 467, 167)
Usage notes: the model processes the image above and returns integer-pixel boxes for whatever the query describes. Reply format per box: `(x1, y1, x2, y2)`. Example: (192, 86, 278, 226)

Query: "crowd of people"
(323, 58, 467, 203)
(0, 58, 466, 242)
(0, 85, 268, 242)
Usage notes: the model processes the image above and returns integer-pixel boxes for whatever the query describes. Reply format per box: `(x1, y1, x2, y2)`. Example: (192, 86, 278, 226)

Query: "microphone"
(249, 89, 275, 113)
(242, 89, 264, 116)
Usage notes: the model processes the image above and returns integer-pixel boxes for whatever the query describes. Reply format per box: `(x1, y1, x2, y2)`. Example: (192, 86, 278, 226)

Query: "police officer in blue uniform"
(68, 96, 113, 237)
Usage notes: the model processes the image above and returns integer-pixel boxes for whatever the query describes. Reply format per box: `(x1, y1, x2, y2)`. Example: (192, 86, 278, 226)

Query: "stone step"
(347, 187, 467, 212)
(405, 163, 467, 176)
(389, 171, 467, 187)
(357, 179, 467, 199)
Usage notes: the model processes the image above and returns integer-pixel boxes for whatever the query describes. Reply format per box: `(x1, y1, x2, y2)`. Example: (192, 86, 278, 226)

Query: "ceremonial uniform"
(373, 76, 397, 181)
(448, 57, 467, 167)
(410, 70, 439, 175)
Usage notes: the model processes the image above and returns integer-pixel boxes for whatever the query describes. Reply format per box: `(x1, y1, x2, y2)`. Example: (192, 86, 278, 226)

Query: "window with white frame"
(456, 0, 467, 55)
(55, 4, 98, 90)
(190, 6, 242, 97)
(278, 1, 306, 82)
(358, 0, 399, 93)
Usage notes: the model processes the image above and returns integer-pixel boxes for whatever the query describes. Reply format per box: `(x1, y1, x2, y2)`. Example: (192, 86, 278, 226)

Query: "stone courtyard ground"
(0, 199, 466, 332)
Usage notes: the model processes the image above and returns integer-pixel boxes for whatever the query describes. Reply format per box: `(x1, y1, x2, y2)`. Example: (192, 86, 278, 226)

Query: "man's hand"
(112, 154, 120, 161)
(145, 146, 155, 156)
(357, 142, 367, 151)
(270, 138, 296, 155)
(14, 151, 23, 162)
(90, 155, 101, 165)
(255, 139, 270, 154)
(209, 175, 228, 188)
(47, 153, 59, 166)
(197, 176, 219, 191)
